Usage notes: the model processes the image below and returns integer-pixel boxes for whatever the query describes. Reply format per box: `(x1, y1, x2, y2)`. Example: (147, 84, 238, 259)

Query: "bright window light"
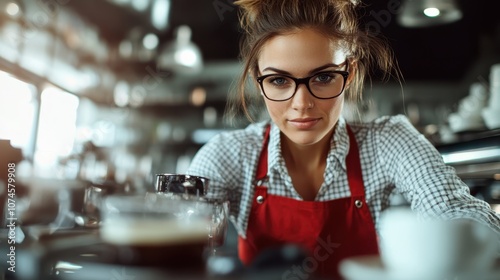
(423, 7, 440, 17)
(152, 0, 170, 30)
(492, 204, 500, 214)
(175, 48, 198, 67)
(131, 0, 150, 11)
(34, 87, 79, 177)
(442, 148, 500, 165)
(191, 129, 226, 144)
(113, 80, 130, 107)
(0, 72, 36, 152)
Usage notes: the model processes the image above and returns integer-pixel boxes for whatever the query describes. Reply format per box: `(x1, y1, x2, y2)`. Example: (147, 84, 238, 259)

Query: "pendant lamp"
(398, 0, 463, 28)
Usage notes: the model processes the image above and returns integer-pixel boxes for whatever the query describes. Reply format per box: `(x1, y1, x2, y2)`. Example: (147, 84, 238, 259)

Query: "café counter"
(0, 227, 316, 280)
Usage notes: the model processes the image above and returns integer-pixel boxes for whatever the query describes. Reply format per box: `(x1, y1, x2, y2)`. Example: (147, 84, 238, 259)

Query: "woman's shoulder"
(365, 114, 413, 128)
(348, 114, 423, 148)
(350, 114, 418, 135)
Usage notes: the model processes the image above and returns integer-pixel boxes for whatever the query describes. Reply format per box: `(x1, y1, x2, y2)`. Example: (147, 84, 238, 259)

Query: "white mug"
(379, 208, 498, 280)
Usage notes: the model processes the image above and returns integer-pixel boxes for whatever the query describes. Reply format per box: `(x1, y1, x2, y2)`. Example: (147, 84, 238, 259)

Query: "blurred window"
(33, 87, 79, 177)
(0, 71, 37, 154)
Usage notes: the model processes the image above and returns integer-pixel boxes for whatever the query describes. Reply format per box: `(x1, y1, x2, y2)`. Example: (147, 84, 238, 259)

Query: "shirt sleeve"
(186, 132, 244, 218)
(378, 115, 500, 235)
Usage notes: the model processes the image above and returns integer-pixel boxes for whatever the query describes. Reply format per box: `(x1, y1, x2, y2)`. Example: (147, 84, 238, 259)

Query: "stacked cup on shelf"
(448, 82, 488, 133)
(482, 63, 500, 129)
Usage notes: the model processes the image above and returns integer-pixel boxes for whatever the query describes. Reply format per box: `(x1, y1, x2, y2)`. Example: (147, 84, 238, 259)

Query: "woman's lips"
(288, 118, 320, 129)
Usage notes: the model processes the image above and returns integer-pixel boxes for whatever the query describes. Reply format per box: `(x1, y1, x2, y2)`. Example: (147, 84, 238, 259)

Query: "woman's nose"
(291, 84, 314, 109)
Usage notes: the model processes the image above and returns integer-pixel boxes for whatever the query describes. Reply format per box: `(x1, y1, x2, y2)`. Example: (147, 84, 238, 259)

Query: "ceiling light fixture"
(157, 25, 203, 75)
(119, 27, 157, 61)
(398, 0, 463, 28)
(5, 2, 20, 16)
(3, 1, 22, 19)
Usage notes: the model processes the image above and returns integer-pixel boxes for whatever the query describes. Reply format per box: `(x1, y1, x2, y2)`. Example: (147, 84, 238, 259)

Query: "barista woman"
(187, 0, 500, 278)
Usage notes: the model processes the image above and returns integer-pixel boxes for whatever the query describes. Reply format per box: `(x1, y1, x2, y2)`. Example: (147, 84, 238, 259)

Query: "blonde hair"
(226, 0, 399, 123)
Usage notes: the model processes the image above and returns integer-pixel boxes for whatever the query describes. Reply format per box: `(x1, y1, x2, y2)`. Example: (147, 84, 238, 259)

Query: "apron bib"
(238, 125, 379, 279)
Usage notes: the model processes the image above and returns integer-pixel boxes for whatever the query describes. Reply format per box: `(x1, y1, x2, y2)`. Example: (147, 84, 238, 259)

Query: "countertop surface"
(0, 227, 328, 280)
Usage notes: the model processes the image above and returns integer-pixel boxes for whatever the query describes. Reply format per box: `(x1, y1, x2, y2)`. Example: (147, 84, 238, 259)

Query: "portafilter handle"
(155, 174, 209, 197)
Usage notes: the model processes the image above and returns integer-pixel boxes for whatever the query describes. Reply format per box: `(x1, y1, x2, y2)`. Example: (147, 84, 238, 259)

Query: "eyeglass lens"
(260, 72, 345, 101)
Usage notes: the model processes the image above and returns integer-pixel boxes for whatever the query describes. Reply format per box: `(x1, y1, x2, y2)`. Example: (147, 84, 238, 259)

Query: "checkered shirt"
(187, 115, 500, 239)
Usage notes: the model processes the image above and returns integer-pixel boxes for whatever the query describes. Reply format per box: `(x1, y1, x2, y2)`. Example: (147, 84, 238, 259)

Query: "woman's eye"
(269, 77, 288, 85)
(314, 73, 334, 83)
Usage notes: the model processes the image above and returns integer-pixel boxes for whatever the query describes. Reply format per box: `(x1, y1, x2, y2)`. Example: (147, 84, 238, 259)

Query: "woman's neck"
(280, 130, 334, 200)
(280, 130, 333, 171)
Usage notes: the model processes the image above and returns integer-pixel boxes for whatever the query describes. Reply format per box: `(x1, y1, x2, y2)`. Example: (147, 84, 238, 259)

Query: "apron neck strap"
(345, 125, 365, 197)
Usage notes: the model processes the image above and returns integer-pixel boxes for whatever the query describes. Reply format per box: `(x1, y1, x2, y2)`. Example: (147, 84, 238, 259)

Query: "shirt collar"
(330, 117, 349, 171)
(267, 117, 350, 172)
(268, 123, 284, 172)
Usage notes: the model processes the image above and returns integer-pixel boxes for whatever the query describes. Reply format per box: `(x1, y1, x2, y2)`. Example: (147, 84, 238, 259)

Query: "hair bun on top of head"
(232, 0, 261, 26)
(234, 0, 360, 26)
(233, 0, 360, 13)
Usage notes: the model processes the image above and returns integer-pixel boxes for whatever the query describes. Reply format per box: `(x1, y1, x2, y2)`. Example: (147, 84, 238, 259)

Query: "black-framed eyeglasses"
(256, 66, 349, 102)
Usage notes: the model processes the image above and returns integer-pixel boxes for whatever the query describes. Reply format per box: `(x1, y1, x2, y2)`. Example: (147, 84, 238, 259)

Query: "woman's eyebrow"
(261, 63, 344, 75)
(260, 67, 291, 75)
(308, 63, 345, 74)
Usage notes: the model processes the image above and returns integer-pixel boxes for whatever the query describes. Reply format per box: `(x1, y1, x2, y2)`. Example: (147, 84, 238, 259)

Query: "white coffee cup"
(379, 208, 498, 280)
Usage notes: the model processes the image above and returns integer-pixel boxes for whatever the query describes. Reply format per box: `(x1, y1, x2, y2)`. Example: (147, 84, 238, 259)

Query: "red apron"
(238, 125, 379, 279)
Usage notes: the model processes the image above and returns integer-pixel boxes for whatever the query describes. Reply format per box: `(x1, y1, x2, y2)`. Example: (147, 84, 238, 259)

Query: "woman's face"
(257, 28, 350, 147)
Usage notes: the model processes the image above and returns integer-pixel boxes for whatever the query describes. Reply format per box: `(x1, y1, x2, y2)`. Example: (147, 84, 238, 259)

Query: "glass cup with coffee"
(153, 173, 230, 253)
(99, 193, 213, 272)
